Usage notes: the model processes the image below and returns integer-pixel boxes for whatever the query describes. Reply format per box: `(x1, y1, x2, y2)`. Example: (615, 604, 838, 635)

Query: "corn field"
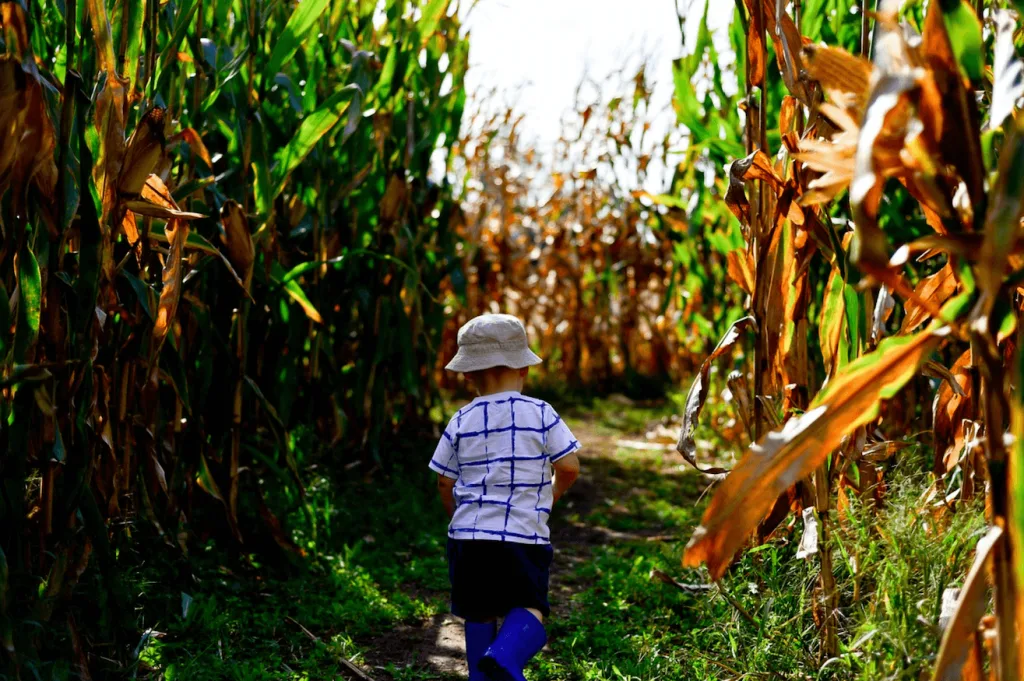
(2, 0, 1024, 675)
(1, 0, 464, 672)
(668, 0, 1024, 675)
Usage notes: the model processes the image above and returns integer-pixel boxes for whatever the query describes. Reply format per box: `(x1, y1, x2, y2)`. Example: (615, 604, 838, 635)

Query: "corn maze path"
(359, 406, 702, 679)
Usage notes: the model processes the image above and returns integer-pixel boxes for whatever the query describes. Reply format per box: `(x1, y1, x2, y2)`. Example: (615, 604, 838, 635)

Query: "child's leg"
(464, 619, 498, 681)
(479, 609, 547, 681)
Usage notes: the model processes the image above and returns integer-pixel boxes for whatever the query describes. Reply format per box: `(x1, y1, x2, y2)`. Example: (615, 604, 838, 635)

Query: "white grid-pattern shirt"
(429, 391, 580, 545)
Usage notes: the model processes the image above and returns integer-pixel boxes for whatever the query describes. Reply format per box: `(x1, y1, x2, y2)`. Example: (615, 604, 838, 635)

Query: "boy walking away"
(430, 314, 581, 681)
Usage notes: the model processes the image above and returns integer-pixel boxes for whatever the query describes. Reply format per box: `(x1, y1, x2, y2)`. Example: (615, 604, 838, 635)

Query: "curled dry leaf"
(129, 174, 206, 220)
(919, 0, 986, 221)
(932, 349, 973, 476)
(743, 0, 806, 100)
(819, 266, 846, 378)
(796, 103, 861, 206)
(725, 249, 755, 296)
(922, 359, 967, 396)
(93, 71, 129, 222)
(676, 316, 756, 476)
(735, 149, 785, 192)
(901, 262, 958, 333)
(871, 285, 895, 344)
(174, 127, 214, 169)
(779, 96, 797, 136)
(725, 159, 752, 227)
(726, 370, 755, 443)
(153, 218, 188, 347)
(802, 44, 873, 111)
(121, 211, 143, 267)
(0, 2, 31, 58)
(931, 526, 1002, 681)
(684, 325, 947, 579)
(850, 71, 918, 271)
(0, 54, 58, 201)
(124, 200, 205, 221)
(747, 0, 766, 89)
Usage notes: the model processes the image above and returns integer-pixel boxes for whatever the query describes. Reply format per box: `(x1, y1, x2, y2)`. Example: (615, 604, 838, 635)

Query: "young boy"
(430, 313, 581, 681)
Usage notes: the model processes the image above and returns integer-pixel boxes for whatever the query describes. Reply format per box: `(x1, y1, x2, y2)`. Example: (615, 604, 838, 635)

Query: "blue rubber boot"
(479, 609, 546, 681)
(465, 620, 498, 681)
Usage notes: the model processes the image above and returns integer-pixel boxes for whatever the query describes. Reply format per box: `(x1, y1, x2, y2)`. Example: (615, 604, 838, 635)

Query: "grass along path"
(138, 395, 985, 681)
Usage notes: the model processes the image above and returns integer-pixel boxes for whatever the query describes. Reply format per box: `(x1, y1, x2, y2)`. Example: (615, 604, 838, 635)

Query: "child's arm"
(552, 452, 580, 504)
(437, 473, 457, 518)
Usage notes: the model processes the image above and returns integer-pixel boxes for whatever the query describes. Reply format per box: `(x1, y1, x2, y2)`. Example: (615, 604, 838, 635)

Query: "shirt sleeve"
(428, 423, 459, 479)
(544, 410, 581, 462)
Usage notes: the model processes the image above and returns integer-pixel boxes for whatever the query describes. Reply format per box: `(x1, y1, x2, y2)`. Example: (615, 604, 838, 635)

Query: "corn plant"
(0, 0, 466, 672)
(672, 0, 1024, 674)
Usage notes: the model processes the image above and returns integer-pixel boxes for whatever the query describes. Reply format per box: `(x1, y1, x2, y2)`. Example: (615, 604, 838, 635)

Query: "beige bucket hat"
(445, 313, 543, 373)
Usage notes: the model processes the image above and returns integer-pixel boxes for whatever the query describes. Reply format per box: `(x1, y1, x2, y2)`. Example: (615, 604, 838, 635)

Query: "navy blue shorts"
(446, 538, 553, 621)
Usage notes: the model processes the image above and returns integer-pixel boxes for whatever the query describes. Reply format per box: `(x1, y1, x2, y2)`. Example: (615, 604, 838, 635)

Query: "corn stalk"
(0, 0, 467, 670)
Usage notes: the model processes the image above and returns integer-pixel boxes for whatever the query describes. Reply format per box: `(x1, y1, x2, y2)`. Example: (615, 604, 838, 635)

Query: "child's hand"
(437, 473, 457, 518)
(552, 453, 580, 505)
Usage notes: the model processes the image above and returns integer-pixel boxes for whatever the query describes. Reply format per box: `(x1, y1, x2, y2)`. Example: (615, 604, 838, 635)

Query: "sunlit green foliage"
(0, 0, 466, 671)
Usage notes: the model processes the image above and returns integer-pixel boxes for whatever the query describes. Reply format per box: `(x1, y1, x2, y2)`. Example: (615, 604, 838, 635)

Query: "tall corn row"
(0, 0, 466, 671)
(445, 69, 708, 393)
(673, 0, 1024, 674)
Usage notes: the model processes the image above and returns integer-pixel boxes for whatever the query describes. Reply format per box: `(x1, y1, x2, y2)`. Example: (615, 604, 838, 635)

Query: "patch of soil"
(362, 613, 466, 679)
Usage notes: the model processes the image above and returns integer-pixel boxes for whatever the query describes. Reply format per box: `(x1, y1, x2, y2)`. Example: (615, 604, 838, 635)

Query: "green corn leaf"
(262, 0, 331, 85)
(253, 161, 273, 218)
(120, 271, 155, 321)
(196, 451, 225, 502)
(13, 243, 41, 364)
(252, 117, 274, 217)
(152, 0, 199, 97)
(271, 261, 323, 323)
(270, 85, 359, 199)
(940, 0, 984, 82)
(417, 0, 449, 45)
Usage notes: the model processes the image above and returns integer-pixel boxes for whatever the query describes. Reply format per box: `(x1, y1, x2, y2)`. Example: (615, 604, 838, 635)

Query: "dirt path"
(360, 410, 688, 679)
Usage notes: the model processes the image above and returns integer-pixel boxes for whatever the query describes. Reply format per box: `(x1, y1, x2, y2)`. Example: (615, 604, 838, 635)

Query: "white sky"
(461, 0, 734, 166)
